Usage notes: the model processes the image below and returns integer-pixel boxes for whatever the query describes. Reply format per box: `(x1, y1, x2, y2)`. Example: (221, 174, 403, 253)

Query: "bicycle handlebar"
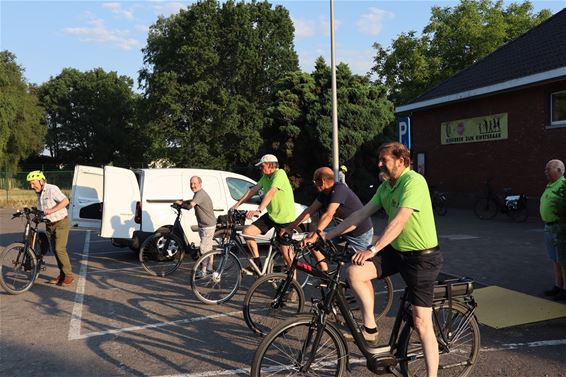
(12, 207, 50, 224)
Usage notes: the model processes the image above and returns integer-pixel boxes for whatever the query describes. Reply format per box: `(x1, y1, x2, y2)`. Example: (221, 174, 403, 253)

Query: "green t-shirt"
(370, 168, 438, 251)
(258, 169, 295, 224)
(540, 176, 565, 223)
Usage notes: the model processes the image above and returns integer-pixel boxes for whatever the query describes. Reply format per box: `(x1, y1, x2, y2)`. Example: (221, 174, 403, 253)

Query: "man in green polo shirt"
(232, 154, 295, 272)
(540, 159, 566, 301)
(325, 142, 443, 377)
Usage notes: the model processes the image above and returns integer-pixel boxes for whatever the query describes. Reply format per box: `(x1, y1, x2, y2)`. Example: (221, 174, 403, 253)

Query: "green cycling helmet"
(340, 165, 347, 172)
(26, 170, 46, 182)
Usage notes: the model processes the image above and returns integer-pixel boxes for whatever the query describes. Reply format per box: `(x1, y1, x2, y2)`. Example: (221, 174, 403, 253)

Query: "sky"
(1, 0, 565, 89)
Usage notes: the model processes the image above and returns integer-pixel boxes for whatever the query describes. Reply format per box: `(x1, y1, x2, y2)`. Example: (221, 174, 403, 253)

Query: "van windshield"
(226, 177, 255, 201)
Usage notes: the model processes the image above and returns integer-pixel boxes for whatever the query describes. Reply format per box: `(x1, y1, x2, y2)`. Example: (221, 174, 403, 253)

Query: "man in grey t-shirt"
(176, 176, 216, 277)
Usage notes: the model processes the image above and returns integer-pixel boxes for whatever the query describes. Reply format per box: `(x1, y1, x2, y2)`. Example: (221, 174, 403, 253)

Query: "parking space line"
(73, 309, 244, 340)
(68, 230, 91, 340)
(151, 339, 566, 377)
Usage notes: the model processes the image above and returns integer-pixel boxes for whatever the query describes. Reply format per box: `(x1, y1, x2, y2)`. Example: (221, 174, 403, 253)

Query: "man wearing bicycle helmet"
(27, 170, 74, 287)
(324, 142, 443, 376)
(338, 165, 348, 186)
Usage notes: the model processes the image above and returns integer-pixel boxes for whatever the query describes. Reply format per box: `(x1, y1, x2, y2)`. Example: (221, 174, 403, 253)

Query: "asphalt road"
(0, 207, 565, 377)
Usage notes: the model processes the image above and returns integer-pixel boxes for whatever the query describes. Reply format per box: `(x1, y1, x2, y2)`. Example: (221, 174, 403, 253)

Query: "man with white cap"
(231, 154, 295, 273)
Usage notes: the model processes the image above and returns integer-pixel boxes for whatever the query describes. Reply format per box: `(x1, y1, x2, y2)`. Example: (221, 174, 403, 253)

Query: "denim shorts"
(544, 224, 566, 264)
(325, 225, 373, 252)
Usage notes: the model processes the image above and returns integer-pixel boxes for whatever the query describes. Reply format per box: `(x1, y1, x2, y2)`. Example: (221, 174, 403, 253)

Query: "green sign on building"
(441, 113, 508, 145)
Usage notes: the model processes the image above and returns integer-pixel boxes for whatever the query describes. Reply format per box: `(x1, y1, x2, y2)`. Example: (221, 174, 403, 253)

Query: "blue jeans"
(544, 224, 566, 264)
(325, 225, 373, 252)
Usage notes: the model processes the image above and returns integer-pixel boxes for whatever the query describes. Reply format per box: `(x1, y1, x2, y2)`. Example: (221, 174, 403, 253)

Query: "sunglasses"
(312, 178, 323, 186)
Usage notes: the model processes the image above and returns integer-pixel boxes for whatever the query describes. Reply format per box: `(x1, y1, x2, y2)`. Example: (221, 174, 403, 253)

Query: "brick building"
(396, 9, 566, 205)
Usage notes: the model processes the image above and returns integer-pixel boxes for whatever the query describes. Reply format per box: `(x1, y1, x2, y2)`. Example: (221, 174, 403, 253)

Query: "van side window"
(226, 178, 255, 200)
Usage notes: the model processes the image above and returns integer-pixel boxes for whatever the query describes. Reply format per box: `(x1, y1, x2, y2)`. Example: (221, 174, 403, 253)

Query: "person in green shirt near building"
(231, 154, 295, 273)
(325, 142, 443, 377)
(540, 159, 566, 301)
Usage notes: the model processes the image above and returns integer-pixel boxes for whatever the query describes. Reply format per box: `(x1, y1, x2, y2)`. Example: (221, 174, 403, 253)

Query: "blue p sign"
(398, 117, 411, 149)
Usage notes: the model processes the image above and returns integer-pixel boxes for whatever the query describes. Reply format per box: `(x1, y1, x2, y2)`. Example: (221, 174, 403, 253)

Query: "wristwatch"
(366, 245, 378, 256)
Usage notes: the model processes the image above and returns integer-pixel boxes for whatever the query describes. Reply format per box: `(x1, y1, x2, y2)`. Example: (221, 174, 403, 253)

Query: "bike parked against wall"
(0, 208, 52, 294)
(430, 186, 448, 216)
(473, 178, 528, 222)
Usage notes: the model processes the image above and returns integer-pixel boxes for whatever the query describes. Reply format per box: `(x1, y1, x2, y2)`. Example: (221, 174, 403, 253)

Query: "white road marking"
(150, 339, 566, 377)
(72, 310, 244, 340)
(68, 230, 91, 340)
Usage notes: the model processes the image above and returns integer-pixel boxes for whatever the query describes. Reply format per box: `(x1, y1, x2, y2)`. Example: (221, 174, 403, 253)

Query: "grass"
(0, 188, 72, 209)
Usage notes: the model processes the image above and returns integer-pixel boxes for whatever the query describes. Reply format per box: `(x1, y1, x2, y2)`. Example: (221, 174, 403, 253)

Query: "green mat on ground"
(473, 286, 566, 329)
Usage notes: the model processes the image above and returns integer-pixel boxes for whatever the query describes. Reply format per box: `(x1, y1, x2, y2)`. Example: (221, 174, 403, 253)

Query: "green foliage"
(0, 51, 46, 173)
(372, 0, 552, 105)
(265, 57, 394, 189)
(139, 0, 299, 170)
(37, 68, 142, 165)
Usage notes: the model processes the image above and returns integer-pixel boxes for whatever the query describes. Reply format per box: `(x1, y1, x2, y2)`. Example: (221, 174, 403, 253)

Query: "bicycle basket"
(433, 278, 474, 300)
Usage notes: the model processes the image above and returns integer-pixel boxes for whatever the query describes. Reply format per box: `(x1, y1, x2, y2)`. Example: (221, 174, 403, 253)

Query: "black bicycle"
(251, 238, 480, 377)
(473, 178, 528, 222)
(431, 188, 448, 216)
(243, 237, 394, 336)
(139, 203, 201, 277)
(190, 209, 294, 305)
(0, 207, 52, 294)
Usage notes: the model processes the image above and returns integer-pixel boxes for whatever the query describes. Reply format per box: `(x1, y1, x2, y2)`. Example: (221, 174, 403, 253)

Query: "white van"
(70, 165, 308, 252)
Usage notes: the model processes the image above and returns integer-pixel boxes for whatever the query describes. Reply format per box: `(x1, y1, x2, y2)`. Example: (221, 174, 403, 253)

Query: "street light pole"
(330, 0, 339, 179)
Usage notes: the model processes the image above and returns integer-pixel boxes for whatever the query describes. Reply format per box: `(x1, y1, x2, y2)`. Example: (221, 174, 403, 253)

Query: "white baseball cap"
(255, 154, 278, 166)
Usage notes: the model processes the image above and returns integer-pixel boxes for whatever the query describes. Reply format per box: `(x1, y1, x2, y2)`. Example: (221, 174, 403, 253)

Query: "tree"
(372, 0, 552, 105)
(264, 57, 394, 190)
(139, 0, 299, 169)
(37, 68, 142, 165)
(0, 51, 45, 172)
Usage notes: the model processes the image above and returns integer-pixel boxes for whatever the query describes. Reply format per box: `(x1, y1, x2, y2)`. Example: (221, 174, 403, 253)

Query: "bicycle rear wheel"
(243, 272, 305, 336)
(139, 232, 185, 277)
(0, 243, 38, 295)
(191, 248, 241, 304)
(473, 198, 497, 220)
(399, 302, 480, 377)
(251, 314, 348, 377)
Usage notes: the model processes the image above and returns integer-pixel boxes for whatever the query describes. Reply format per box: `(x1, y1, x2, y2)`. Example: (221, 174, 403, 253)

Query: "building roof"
(397, 8, 566, 113)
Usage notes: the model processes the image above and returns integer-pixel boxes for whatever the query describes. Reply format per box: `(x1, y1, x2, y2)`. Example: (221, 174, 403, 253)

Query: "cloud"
(149, 1, 187, 17)
(356, 7, 394, 36)
(63, 15, 141, 50)
(102, 2, 134, 20)
(293, 16, 341, 39)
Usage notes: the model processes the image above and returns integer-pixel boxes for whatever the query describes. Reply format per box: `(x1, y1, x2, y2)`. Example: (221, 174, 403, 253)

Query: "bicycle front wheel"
(251, 314, 348, 377)
(191, 248, 242, 304)
(267, 249, 311, 288)
(399, 302, 481, 377)
(433, 198, 448, 216)
(473, 198, 497, 220)
(0, 243, 38, 295)
(243, 272, 305, 336)
(139, 232, 185, 277)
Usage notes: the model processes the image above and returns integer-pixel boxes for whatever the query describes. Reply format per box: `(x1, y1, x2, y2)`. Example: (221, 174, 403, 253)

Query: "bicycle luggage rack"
(433, 277, 474, 300)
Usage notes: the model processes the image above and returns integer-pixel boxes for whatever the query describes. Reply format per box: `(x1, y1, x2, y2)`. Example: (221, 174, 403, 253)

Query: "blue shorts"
(544, 224, 566, 264)
(325, 225, 373, 252)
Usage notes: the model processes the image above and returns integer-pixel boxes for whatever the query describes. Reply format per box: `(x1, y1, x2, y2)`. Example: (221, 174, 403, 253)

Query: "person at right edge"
(540, 159, 566, 301)
(324, 142, 443, 377)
